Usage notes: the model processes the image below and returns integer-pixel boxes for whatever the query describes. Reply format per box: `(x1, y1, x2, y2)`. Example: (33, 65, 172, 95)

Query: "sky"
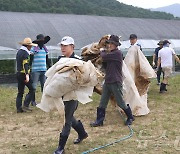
(117, 0, 180, 9)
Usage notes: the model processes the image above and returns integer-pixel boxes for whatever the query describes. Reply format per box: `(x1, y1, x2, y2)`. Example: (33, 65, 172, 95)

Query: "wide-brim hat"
(106, 35, 121, 46)
(163, 40, 171, 45)
(33, 34, 51, 44)
(19, 38, 37, 46)
(157, 40, 163, 45)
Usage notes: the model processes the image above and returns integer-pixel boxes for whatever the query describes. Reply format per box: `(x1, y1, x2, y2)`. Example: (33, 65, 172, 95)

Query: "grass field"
(0, 75, 180, 154)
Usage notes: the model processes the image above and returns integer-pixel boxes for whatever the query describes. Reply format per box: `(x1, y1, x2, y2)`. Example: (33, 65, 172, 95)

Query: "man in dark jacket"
(152, 40, 164, 85)
(90, 35, 135, 127)
(16, 38, 37, 113)
(54, 36, 88, 154)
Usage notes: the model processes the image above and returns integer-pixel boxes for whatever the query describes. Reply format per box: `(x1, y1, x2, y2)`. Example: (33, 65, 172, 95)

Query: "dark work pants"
(99, 82, 128, 110)
(16, 73, 34, 110)
(157, 66, 164, 83)
(61, 100, 79, 136)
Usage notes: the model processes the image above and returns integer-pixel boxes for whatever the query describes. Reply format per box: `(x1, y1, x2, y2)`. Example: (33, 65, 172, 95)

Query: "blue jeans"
(31, 71, 46, 102)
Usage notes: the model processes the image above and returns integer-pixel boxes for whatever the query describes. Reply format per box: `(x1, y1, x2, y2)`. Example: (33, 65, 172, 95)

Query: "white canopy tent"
(120, 39, 180, 49)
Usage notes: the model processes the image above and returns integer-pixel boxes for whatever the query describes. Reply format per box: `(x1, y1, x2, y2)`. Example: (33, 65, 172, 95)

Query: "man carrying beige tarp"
(37, 36, 101, 154)
(81, 34, 156, 117)
(90, 35, 135, 127)
(123, 39, 156, 116)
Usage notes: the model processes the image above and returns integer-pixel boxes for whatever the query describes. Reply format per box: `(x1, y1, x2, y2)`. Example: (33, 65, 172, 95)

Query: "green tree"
(0, 0, 177, 20)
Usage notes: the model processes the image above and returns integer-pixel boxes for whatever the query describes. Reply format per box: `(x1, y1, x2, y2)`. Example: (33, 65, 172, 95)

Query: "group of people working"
(15, 33, 179, 154)
(152, 40, 180, 93)
(16, 34, 51, 113)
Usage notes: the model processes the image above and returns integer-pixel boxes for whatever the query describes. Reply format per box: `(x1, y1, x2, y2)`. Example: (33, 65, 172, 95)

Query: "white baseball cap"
(58, 36, 74, 46)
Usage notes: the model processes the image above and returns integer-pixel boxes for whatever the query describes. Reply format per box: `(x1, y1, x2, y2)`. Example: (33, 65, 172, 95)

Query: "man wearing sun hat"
(54, 36, 88, 154)
(90, 35, 134, 127)
(30, 34, 51, 106)
(16, 38, 37, 113)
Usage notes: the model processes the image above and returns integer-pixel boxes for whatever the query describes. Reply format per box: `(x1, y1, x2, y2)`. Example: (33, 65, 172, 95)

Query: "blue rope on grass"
(81, 110, 134, 154)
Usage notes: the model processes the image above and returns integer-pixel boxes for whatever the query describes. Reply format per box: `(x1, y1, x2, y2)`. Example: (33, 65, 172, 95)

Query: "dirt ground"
(0, 75, 180, 154)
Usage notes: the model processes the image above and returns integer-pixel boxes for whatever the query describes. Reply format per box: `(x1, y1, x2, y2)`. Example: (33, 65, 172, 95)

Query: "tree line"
(0, 0, 177, 20)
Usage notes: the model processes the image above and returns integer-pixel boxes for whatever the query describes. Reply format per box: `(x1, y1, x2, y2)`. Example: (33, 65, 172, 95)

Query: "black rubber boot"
(164, 84, 167, 91)
(31, 92, 37, 106)
(54, 134, 68, 154)
(123, 104, 135, 126)
(160, 83, 166, 93)
(31, 101, 37, 106)
(17, 108, 26, 113)
(90, 107, 105, 127)
(73, 120, 88, 144)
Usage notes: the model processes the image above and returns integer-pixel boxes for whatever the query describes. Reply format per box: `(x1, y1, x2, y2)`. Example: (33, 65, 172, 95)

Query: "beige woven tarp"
(37, 44, 156, 116)
(37, 58, 101, 113)
(122, 45, 156, 116)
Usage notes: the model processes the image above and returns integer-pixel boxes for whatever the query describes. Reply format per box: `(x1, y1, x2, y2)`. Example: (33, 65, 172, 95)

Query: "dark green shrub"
(0, 60, 15, 74)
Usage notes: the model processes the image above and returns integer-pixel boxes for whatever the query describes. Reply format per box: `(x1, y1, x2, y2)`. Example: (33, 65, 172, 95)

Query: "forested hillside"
(0, 0, 176, 19)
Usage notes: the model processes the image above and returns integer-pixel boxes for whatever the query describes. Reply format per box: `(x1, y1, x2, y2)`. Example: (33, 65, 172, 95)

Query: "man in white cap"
(57, 36, 81, 60)
(54, 36, 88, 154)
(16, 38, 37, 113)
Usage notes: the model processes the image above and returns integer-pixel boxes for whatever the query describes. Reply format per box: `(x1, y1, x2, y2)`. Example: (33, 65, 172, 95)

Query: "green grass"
(0, 75, 180, 154)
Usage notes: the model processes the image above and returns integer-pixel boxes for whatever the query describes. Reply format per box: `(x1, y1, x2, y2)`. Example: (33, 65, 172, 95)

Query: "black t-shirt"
(154, 47, 161, 64)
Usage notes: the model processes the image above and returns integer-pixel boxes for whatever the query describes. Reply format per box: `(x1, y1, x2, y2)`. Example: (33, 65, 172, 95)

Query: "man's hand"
(25, 74, 29, 83)
(174, 55, 180, 64)
(152, 61, 155, 66)
(178, 59, 180, 64)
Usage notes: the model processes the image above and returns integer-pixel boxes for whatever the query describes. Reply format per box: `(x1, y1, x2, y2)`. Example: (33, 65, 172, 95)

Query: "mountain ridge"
(0, 0, 178, 20)
(151, 3, 180, 17)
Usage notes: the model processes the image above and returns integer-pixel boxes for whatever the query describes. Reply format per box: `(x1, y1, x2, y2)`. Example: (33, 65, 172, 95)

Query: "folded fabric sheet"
(37, 58, 101, 113)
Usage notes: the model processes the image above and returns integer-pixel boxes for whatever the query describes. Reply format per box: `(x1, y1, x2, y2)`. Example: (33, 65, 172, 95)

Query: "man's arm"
(29, 54, 34, 67)
(23, 56, 29, 75)
(152, 54, 156, 66)
(157, 57, 161, 68)
(46, 54, 51, 68)
(29, 47, 35, 67)
(171, 48, 180, 64)
(174, 54, 180, 63)
(23, 54, 30, 83)
(100, 50, 121, 62)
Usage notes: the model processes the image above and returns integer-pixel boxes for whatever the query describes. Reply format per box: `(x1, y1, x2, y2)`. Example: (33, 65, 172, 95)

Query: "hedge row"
(0, 59, 58, 74)
(0, 60, 15, 74)
(0, 56, 179, 74)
